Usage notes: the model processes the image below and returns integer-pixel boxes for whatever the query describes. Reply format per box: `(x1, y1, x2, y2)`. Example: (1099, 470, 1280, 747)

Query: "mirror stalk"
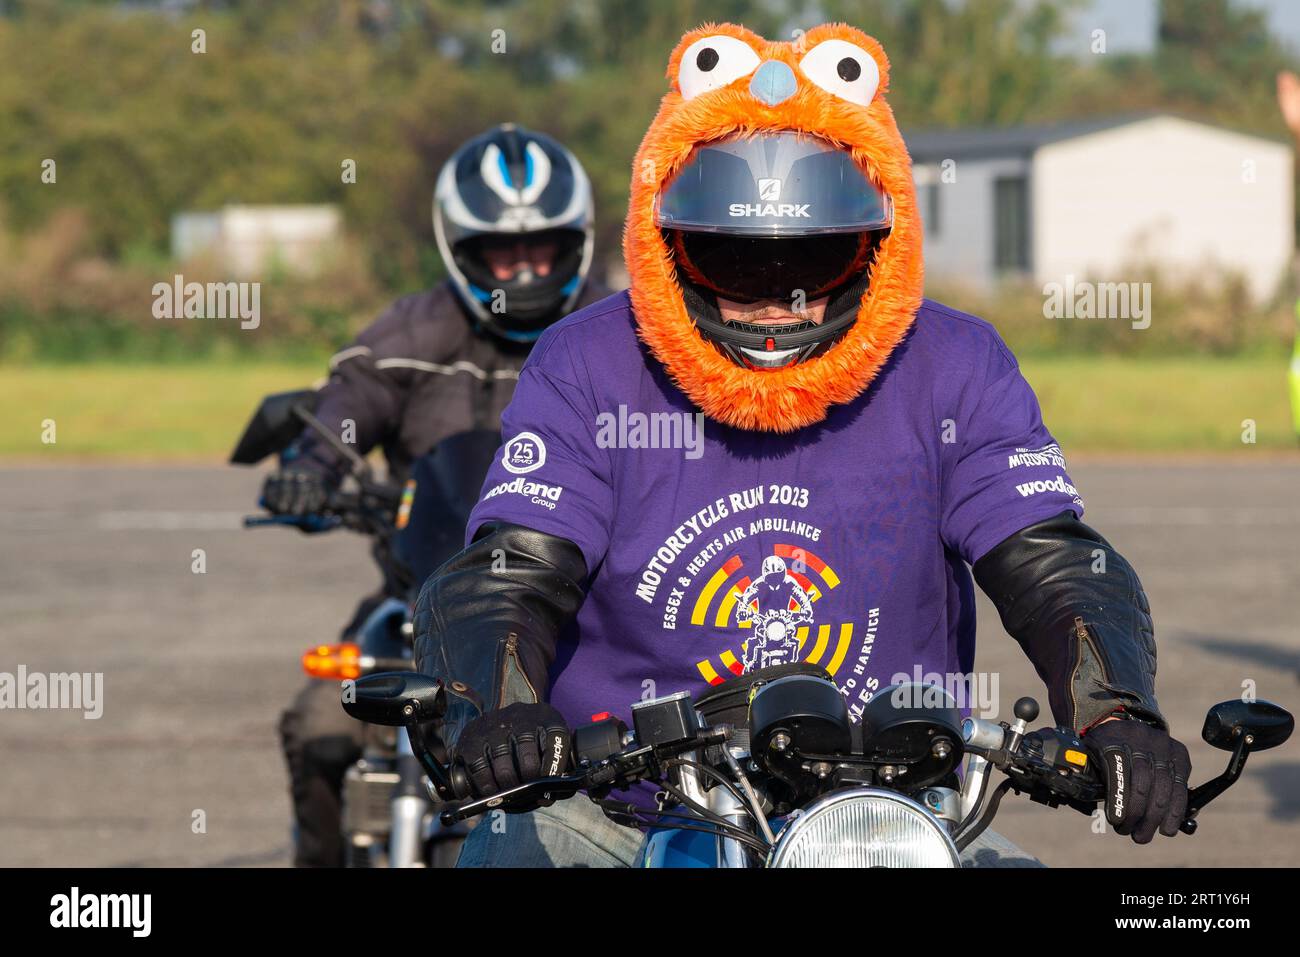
(292, 405, 372, 480)
(1181, 729, 1251, 835)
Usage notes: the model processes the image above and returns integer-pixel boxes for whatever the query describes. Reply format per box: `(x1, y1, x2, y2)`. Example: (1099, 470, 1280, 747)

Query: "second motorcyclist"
(267, 123, 609, 867)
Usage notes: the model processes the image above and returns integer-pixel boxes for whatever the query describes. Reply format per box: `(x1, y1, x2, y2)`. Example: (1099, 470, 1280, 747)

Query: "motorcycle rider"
(737, 556, 813, 669)
(266, 123, 608, 867)
(414, 24, 1191, 867)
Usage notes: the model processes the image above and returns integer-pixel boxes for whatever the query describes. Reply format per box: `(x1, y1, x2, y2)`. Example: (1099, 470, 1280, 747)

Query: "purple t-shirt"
(467, 291, 1083, 731)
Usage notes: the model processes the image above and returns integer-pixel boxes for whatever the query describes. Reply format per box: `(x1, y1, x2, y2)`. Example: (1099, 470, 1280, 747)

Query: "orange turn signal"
(302, 642, 362, 681)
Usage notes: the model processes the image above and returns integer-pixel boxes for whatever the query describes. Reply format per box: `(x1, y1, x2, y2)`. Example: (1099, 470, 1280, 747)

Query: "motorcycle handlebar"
(436, 725, 732, 825)
(431, 712, 1109, 829)
(244, 483, 401, 535)
(364, 674, 1278, 840)
(243, 513, 341, 532)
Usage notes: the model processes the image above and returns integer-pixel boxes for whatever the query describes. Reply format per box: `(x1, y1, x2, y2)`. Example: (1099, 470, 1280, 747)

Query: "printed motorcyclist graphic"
(673, 525, 871, 695)
(736, 555, 814, 669)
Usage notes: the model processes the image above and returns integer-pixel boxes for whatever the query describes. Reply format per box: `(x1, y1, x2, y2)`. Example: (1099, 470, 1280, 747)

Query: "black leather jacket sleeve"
(972, 511, 1165, 733)
(411, 521, 588, 750)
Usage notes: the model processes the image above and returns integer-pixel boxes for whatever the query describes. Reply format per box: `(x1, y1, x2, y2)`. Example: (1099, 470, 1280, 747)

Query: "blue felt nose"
(749, 60, 797, 106)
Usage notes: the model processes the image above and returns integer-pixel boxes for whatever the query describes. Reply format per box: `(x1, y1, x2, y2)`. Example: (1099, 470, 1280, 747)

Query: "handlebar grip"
(447, 760, 474, 801)
(323, 490, 359, 511)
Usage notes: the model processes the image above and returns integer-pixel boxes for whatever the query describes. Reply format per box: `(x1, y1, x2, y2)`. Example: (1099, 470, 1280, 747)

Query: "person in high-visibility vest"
(1291, 300, 1300, 440)
(1276, 72, 1300, 440)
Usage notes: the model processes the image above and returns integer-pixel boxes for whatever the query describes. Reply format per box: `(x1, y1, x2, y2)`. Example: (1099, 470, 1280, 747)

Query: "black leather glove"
(1084, 717, 1191, 843)
(453, 702, 573, 800)
(261, 468, 332, 516)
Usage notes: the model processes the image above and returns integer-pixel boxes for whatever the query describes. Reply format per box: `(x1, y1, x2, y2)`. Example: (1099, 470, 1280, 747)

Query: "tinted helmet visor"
(672, 230, 876, 303)
(452, 228, 586, 329)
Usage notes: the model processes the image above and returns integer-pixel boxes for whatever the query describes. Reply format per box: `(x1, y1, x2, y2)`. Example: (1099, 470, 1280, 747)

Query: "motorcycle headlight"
(766, 788, 960, 868)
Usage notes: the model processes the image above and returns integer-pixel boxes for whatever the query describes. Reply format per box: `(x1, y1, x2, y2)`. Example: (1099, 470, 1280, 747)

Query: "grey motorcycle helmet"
(656, 131, 893, 369)
(433, 124, 595, 342)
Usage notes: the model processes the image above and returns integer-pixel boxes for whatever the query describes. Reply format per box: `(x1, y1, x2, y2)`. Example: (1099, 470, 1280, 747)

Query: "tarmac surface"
(1, 461, 1296, 867)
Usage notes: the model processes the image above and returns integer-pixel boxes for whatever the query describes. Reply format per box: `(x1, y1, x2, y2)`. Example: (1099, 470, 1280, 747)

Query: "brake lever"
(984, 724, 1242, 835)
(438, 744, 653, 824)
(1010, 724, 1257, 834)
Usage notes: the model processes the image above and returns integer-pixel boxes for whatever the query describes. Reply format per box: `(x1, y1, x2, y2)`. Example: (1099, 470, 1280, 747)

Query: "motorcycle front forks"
(388, 732, 427, 867)
(675, 758, 755, 868)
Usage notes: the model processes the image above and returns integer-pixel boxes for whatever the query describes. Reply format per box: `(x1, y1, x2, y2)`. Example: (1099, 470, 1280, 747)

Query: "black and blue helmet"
(433, 124, 595, 341)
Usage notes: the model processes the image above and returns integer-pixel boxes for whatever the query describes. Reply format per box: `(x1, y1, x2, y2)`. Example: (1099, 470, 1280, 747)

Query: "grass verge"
(1, 355, 1295, 460)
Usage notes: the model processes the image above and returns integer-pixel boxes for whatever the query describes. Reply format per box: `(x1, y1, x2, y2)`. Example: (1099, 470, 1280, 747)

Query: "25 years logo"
(502, 432, 547, 474)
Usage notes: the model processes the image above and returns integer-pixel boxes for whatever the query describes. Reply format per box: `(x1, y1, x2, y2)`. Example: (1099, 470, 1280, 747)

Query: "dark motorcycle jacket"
(412, 522, 587, 747)
(289, 280, 610, 484)
(414, 510, 1164, 749)
(972, 510, 1164, 732)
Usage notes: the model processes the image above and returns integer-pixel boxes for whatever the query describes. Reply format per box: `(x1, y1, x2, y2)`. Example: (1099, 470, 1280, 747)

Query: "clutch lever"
(438, 725, 732, 825)
(439, 772, 591, 824)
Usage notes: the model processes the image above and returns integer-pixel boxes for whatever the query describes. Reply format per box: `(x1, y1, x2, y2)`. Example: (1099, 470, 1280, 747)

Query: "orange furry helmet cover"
(623, 22, 924, 433)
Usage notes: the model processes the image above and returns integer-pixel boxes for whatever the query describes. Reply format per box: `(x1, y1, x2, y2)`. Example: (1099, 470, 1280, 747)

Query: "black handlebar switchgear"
(574, 715, 629, 766)
(1015, 727, 1102, 808)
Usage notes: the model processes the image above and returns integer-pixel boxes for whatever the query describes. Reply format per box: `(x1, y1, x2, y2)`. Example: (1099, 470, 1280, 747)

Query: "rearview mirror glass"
(342, 671, 444, 727)
(1201, 699, 1294, 752)
(229, 389, 319, 465)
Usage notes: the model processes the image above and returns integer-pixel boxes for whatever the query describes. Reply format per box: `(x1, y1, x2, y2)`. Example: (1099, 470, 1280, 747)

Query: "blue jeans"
(456, 795, 1043, 868)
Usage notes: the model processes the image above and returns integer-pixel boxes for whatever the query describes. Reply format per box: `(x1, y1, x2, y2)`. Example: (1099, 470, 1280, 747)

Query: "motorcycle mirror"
(1201, 699, 1293, 752)
(229, 389, 319, 465)
(343, 671, 445, 727)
